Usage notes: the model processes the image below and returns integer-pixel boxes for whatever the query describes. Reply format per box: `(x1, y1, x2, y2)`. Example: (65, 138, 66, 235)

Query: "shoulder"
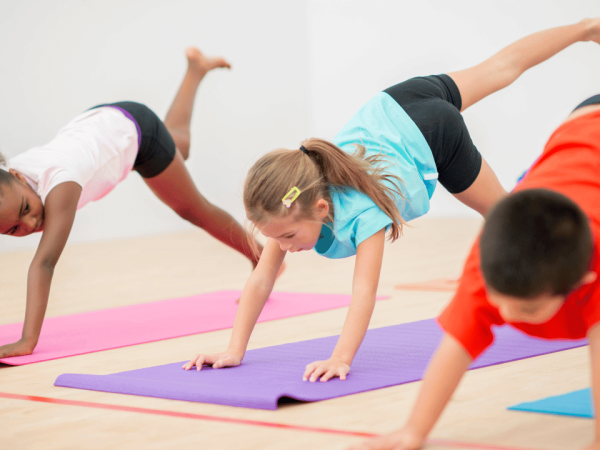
(324, 187, 392, 257)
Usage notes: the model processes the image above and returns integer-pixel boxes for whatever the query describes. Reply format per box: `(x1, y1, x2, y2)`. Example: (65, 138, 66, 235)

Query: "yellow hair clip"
(282, 186, 301, 208)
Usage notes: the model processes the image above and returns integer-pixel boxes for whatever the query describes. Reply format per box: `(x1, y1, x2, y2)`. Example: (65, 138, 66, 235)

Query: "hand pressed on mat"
(0, 339, 35, 359)
(347, 427, 424, 450)
(303, 357, 350, 382)
(182, 351, 242, 370)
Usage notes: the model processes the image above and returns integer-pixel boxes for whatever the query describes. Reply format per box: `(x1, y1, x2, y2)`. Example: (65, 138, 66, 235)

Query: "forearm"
(227, 274, 273, 357)
(332, 229, 385, 365)
(21, 261, 54, 347)
(405, 334, 472, 439)
(331, 289, 376, 365)
(490, 19, 593, 85)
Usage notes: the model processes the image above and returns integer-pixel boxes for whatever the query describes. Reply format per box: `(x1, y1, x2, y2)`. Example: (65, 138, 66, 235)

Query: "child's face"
(0, 172, 44, 236)
(486, 271, 597, 324)
(255, 200, 329, 253)
(486, 290, 564, 324)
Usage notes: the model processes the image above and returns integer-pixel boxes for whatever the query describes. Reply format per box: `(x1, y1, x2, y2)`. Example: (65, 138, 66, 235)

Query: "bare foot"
(185, 47, 231, 75)
(581, 18, 600, 44)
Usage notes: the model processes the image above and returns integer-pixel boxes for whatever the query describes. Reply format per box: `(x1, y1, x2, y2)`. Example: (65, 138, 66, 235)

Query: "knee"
(174, 199, 213, 228)
(175, 206, 196, 222)
(178, 139, 190, 161)
(488, 57, 522, 90)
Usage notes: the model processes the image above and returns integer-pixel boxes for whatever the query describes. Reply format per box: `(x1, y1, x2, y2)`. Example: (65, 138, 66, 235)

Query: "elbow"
(30, 257, 57, 276)
(174, 206, 198, 223)
(352, 286, 378, 308)
(352, 280, 379, 300)
(247, 271, 274, 294)
(481, 39, 526, 91)
(245, 269, 278, 300)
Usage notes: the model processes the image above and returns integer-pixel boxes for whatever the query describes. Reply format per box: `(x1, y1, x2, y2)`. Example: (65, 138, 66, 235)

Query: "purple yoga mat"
(55, 319, 586, 410)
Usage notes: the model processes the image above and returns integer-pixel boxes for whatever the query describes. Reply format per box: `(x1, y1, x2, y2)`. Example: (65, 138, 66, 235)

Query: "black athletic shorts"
(574, 94, 600, 111)
(89, 101, 177, 178)
(384, 74, 482, 194)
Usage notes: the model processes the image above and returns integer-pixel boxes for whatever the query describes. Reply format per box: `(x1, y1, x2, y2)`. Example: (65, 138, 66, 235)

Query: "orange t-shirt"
(438, 110, 600, 359)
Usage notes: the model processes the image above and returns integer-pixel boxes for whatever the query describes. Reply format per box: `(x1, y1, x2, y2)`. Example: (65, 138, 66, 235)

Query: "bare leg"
(163, 47, 231, 160)
(146, 49, 265, 268)
(452, 158, 508, 216)
(144, 151, 262, 267)
(446, 19, 598, 214)
(448, 19, 596, 112)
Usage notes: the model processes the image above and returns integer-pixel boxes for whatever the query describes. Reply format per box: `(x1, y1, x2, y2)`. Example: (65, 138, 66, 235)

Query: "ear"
(578, 271, 598, 287)
(314, 198, 329, 220)
(8, 169, 27, 185)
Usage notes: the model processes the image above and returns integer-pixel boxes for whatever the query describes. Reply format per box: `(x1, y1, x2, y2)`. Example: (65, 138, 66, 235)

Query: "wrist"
(403, 421, 428, 444)
(330, 354, 352, 366)
(226, 347, 245, 360)
(19, 336, 37, 350)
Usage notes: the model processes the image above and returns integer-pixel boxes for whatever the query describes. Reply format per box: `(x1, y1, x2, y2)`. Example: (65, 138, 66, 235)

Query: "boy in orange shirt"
(349, 74, 600, 450)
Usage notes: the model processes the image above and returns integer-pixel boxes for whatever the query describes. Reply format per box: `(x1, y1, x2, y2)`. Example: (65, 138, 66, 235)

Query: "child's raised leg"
(144, 152, 260, 267)
(452, 158, 506, 216)
(447, 19, 599, 215)
(448, 19, 598, 113)
(145, 49, 261, 268)
(163, 47, 230, 160)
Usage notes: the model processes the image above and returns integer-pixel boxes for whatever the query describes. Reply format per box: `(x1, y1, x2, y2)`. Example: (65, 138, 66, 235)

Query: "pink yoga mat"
(1, 291, 378, 365)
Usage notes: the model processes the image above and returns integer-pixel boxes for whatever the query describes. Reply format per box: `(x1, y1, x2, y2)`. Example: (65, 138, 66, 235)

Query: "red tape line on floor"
(0, 391, 543, 450)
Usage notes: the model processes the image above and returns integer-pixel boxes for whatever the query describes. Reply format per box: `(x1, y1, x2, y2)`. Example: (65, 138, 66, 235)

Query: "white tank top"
(9, 107, 138, 210)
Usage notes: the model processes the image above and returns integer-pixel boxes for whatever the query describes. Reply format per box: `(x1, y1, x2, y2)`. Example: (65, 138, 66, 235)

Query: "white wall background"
(0, 0, 599, 253)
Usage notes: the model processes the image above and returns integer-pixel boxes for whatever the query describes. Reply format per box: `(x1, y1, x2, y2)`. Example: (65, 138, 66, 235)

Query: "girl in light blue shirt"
(185, 19, 598, 383)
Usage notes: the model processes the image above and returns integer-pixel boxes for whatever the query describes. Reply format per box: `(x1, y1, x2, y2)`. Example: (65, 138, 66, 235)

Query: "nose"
(25, 215, 38, 233)
(498, 305, 516, 322)
(279, 242, 293, 252)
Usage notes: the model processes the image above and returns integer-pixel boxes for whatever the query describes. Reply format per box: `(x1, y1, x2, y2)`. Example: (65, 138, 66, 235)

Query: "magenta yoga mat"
(55, 319, 587, 410)
(1, 291, 373, 365)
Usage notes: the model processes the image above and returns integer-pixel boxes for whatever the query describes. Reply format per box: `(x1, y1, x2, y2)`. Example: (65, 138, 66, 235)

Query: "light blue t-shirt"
(314, 92, 438, 259)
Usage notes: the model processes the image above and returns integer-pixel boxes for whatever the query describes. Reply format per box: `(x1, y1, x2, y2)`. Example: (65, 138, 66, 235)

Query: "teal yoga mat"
(508, 388, 593, 418)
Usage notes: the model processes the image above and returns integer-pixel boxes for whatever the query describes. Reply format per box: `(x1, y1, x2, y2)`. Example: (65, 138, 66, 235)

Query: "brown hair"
(243, 137, 406, 241)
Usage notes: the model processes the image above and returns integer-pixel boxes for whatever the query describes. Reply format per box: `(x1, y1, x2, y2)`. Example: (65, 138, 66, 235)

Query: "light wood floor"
(0, 218, 592, 449)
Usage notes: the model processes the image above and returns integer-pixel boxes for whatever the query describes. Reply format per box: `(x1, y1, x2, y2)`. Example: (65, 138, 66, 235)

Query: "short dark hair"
(480, 188, 593, 298)
(0, 153, 15, 193)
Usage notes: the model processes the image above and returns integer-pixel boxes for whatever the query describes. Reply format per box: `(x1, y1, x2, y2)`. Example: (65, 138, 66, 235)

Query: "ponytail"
(244, 138, 406, 241)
